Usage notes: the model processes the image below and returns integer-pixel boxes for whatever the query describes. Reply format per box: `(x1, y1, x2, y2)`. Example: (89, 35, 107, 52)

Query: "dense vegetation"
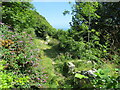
(0, 1, 120, 89)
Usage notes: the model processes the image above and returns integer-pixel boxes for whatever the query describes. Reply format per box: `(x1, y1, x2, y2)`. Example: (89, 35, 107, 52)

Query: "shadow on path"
(43, 45, 60, 58)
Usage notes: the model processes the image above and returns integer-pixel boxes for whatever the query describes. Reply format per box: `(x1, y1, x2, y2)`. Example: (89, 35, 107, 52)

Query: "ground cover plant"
(0, 24, 49, 88)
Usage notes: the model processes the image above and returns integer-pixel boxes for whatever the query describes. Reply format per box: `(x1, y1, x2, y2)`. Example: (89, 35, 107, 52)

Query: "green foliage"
(92, 68, 120, 88)
(111, 54, 120, 64)
(54, 29, 68, 39)
(58, 32, 107, 63)
(0, 25, 37, 72)
(2, 2, 57, 38)
(47, 37, 59, 46)
(68, 2, 120, 52)
(73, 60, 94, 71)
(33, 11, 56, 38)
(54, 52, 72, 62)
(2, 2, 35, 32)
(57, 2, 107, 62)
(54, 2, 120, 88)
(57, 2, 119, 64)
(69, 2, 100, 42)
(75, 73, 88, 79)
(93, 2, 120, 49)
(0, 60, 30, 88)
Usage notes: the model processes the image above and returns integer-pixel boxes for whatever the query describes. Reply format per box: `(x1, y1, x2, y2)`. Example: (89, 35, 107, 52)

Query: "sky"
(31, 2, 74, 30)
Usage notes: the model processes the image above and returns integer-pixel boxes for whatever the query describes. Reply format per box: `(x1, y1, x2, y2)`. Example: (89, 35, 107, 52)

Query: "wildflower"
(42, 80, 46, 83)
(26, 61, 28, 64)
(24, 56, 26, 58)
(42, 71, 45, 73)
(30, 55, 34, 58)
(19, 41, 23, 43)
(31, 61, 34, 63)
(0, 22, 4, 25)
(8, 25, 11, 28)
(44, 74, 46, 76)
(28, 70, 31, 72)
(13, 72, 16, 74)
(37, 78, 40, 80)
(38, 84, 42, 87)
(11, 52, 14, 54)
(12, 35, 15, 37)
(10, 49, 13, 50)
(29, 42, 33, 43)
(1, 35, 4, 37)
(30, 38, 33, 40)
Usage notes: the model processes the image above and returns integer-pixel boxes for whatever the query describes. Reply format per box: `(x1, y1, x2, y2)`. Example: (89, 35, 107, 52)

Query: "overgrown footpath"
(0, 23, 120, 89)
(33, 37, 120, 88)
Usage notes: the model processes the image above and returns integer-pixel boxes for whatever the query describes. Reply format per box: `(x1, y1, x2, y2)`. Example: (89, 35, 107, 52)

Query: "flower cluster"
(0, 24, 47, 88)
(0, 39, 14, 48)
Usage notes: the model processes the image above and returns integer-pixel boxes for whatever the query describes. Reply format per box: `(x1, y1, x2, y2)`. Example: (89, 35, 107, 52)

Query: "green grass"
(33, 38, 74, 88)
(33, 38, 58, 87)
(33, 39, 51, 50)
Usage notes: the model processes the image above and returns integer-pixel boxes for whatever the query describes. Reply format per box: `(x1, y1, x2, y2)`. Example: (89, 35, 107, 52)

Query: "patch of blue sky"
(31, 1, 74, 30)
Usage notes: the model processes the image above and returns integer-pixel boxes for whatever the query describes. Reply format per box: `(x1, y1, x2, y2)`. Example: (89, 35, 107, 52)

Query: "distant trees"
(2, 1, 56, 38)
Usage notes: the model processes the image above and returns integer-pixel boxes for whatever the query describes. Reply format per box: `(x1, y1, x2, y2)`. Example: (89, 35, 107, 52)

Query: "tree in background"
(69, 2, 100, 41)
(70, 2, 120, 49)
(2, 2, 35, 31)
(91, 2, 120, 51)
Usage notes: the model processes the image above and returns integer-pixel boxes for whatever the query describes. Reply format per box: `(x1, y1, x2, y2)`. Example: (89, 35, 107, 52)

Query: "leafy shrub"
(2, 2, 36, 32)
(58, 35, 105, 62)
(54, 29, 68, 39)
(73, 60, 93, 71)
(23, 28, 36, 38)
(0, 60, 30, 88)
(92, 68, 120, 88)
(48, 38, 59, 46)
(111, 54, 120, 65)
(0, 24, 47, 88)
(0, 25, 37, 73)
(54, 52, 72, 62)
